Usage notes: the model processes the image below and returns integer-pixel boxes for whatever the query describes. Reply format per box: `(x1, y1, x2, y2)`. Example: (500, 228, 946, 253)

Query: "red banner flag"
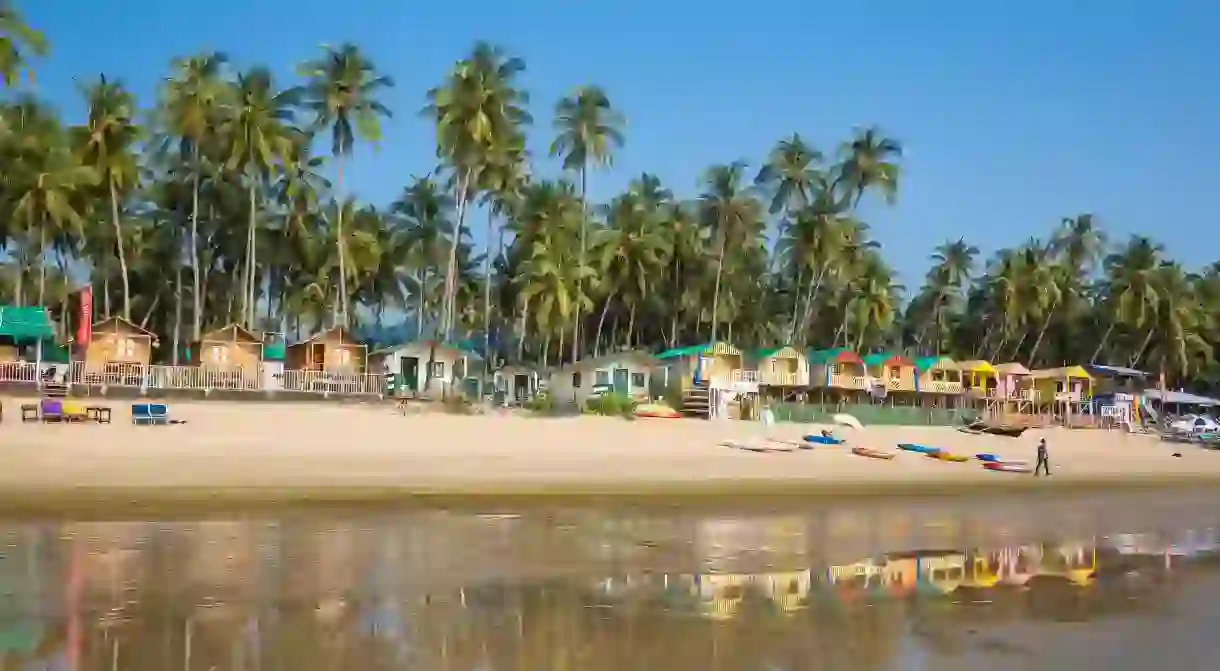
(76, 286, 92, 344)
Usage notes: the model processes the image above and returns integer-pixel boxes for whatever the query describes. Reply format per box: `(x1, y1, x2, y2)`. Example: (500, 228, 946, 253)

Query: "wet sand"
(0, 398, 1216, 507)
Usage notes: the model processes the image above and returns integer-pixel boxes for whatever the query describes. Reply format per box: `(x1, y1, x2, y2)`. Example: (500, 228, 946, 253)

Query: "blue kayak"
(897, 443, 942, 454)
(803, 434, 844, 445)
(975, 453, 1001, 462)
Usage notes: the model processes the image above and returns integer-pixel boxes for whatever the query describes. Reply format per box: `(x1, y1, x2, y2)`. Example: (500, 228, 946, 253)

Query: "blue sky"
(22, 0, 1220, 287)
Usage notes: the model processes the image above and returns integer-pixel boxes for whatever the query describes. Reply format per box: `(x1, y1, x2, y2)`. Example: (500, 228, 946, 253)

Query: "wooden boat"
(981, 425, 1028, 438)
(897, 443, 941, 454)
(852, 446, 896, 460)
(927, 452, 970, 463)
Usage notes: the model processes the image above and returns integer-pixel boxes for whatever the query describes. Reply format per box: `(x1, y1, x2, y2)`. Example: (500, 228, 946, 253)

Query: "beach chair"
(20, 403, 38, 422)
(39, 399, 64, 423)
(62, 401, 88, 423)
(86, 405, 113, 424)
(131, 403, 170, 426)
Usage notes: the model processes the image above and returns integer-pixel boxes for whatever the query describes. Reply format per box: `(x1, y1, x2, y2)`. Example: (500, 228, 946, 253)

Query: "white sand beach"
(1, 398, 1218, 502)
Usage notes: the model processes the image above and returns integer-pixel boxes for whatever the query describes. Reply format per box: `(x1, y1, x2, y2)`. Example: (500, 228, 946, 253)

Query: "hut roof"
(655, 341, 741, 359)
(956, 360, 996, 374)
(993, 362, 1031, 375)
(1030, 365, 1091, 380)
(756, 345, 803, 359)
(914, 356, 957, 373)
(807, 347, 862, 365)
(91, 316, 156, 338)
(861, 352, 914, 367)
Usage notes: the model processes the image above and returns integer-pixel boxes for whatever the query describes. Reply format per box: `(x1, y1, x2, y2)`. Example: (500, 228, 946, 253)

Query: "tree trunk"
(109, 178, 131, 321)
(788, 265, 804, 343)
(172, 263, 182, 366)
(626, 302, 636, 349)
(574, 164, 588, 362)
(800, 264, 829, 343)
(1027, 296, 1059, 366)
(1090, 321, 1116, 364)
(245, 180, 257, 329)
(37, 219, 46, 306)
(1130, 328, 1156, 368)
(139, 294, 161, 330)
(335, 161, 349, 327)
(516, 303, 528, 362)
(441, 172, 470, 341)
(709, 232, 728, 342)
(103, 276, 111, 319)
(482, 208, 494, 383)
(416, 268, 427, 339)
(594, 294, 614, 357)
(190, 146, 203, 340)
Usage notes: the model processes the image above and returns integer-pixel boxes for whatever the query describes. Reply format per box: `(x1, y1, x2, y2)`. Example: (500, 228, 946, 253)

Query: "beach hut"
(494, 364, 541, 405)
(914, 356, 963, 397)
(79, 316, 156, 385)
(1030, 366, 1092, 402)
(654, 341, 757, 419)
(861, 352, 916, 396)
(993, 362, 1033, 400)
(284, 326, 367, 374)
(191, 324, 265, 387)
(548, 350, 657, 407)
(754, 345, 809, 392)
(957, 360, 999, 398)
(368, 339, 483, 398)
(807, 348, 867, 393)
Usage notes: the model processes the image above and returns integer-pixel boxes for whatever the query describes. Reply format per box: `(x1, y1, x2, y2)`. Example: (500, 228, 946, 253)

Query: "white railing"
(0, 361, 40, 383)
(278, 369, 383, 396)
(61, 361, 383, 396)
(828, 374, 868, 390)
(731, 370, 761, 384)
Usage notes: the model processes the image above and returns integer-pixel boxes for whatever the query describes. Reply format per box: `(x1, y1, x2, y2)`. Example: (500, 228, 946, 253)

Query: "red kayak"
(983, 461, 1032, 473)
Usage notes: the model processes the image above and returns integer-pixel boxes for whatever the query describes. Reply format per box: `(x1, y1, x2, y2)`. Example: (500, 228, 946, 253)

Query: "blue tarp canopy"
(1143, 389, 1220, 407)
(1086, 364, 1148, 379)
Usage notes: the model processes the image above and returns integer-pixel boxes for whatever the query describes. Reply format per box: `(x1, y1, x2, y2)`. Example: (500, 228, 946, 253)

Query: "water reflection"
(0, 497, 1218, 670)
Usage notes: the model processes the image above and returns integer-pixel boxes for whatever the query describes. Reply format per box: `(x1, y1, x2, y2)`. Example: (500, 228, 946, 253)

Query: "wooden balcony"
(828, 373, 868, 390)
(922, 380, 964, 394)
(760, 370, 806, 387)
(885, 376, 916, 392)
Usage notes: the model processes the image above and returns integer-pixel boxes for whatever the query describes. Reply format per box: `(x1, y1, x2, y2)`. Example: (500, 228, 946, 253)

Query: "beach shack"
(548, 350, 656, 407)
(807, 348, 868, 398)
(191, 324, 264, 389)
(1031, 365, 1093, 425)
(654, 341, 758, 418)
(914, 356, 963, 404)
(80, 316, 156, 385)
(494, 364, 541, 405)
(754, 345, 809, 396)
(861, 352, 916, 400)
(284, 326, 367, 374)
(958, 360, 999, 399)
(368, 340, 483, 399)
(993, 362, 1033, 401)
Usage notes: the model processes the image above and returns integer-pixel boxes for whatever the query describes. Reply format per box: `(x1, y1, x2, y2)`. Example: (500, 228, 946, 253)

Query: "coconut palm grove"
(0, 4, 1216, 388)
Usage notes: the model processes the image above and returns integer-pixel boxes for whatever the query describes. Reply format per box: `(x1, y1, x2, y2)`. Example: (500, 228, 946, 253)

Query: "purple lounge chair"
(40, 398, 64, 422)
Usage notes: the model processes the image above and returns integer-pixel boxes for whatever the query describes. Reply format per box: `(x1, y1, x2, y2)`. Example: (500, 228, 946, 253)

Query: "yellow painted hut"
(1030, 365, 1092, 402)
(958, 360, 999, 397)
(807, 348, 867, 391)
(654, 341, 750, 390)
(755, 345, 808, 388)
(861, 352, 916, 393)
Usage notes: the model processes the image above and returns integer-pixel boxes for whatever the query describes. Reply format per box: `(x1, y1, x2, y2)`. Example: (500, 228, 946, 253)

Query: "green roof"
(0, 306, 53, 342)
(369, 339, 484, 360)
(862, 352, 913, 366)
(807, 347, 860, 364)
(655, 343, 711, 359)
(914, 356, 954, 372)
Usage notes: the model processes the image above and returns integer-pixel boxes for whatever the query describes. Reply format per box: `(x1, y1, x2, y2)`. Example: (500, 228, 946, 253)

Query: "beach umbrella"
(832, 413, 863, 430)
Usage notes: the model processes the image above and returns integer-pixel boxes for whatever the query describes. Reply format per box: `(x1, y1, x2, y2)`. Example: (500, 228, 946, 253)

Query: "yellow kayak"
(927, 452, 970, 462)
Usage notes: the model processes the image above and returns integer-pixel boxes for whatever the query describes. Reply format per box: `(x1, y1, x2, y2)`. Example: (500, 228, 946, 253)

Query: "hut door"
(400, 357, 419, 391)
(310, 343, 326, 370)
(613, 368, 629, 394)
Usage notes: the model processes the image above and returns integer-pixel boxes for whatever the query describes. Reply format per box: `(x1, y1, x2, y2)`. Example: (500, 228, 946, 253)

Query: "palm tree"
(919, 238, 979, 351)
(71, 74, 141, 320)
(698, 161, 763, 343)
(223, 66, 300, 328)
(0, 1, 46, 88)
(755, 133, 822, 215)
(549, 85, 624, 358)
(391, 175, 454, 339)
(270, 137, 330, 329)
(837, 126, 902, 207)
(426, 42, 529, 344)
(299, 43, 393, 326)
(158, 51, 229, 339)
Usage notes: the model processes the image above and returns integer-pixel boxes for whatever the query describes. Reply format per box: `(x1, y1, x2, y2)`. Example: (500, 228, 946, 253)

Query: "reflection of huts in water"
(695, 516, 812, 571)
(882, 551, 966, 595)
(996, 542, 1097, 587)
(961, 550, 1002, 588)
(688, 570, 812, 620)
(65, 522, 154, 600)
(182, 521, 261, 598)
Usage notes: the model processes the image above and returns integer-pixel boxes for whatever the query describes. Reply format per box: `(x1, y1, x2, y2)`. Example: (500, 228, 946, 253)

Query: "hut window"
(117, 338, 137, 358)
(631, 373, 645, 388)
(932, 370, 944, 381)
(335, 348, 351, 366)
(595, 370, 610, 386)
(890, 366, 900, 378)
(430, 361, 445, 378)
(829, 363, 840, 375)
(210, 346, 228, 363)
(572, 372, 582, 388)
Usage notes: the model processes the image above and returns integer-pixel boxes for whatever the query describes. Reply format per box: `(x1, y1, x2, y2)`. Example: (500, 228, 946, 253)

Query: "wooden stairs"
(681, 381, 711, 418)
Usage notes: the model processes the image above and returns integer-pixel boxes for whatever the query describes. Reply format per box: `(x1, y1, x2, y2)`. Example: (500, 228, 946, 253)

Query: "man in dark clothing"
(1035, 438, 1050, 476)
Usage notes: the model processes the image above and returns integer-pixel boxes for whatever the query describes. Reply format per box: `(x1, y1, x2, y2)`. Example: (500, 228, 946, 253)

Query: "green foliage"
(585, 392, 638, 418)
(523, 394, 554, 414)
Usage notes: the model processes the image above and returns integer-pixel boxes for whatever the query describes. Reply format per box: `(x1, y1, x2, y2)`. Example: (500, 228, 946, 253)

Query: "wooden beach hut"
(1031, 365, 1093, 424)
(654, 341, 757, 418)
(189, 324, 265, 390)
(958, 360, 999, 399)
(861, 352, 917, 398)
(914, 356, 963, 408)
(807, 348, 867, 392)
(368, 339, 483, 398)
(284, 326, 367, 374)
(80, 316, 156, 385)
(754, 345, 808, 396)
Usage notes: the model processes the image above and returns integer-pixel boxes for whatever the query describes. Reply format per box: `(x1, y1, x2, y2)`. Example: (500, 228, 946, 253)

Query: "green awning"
(0, 306, 53, 342)
(655, 343, 711, 359)
(263, 341, 285, 361)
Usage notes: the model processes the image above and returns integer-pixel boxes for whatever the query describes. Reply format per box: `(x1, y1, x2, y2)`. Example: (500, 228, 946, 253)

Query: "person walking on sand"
(1035, 438, 1051, 476)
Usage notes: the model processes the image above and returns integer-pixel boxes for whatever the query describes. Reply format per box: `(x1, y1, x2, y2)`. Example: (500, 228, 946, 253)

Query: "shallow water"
(1, 491, 1219, 670)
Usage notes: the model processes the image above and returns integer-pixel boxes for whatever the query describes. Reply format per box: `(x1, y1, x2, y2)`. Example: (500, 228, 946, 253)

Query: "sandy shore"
(0, 397, 1217, 506)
